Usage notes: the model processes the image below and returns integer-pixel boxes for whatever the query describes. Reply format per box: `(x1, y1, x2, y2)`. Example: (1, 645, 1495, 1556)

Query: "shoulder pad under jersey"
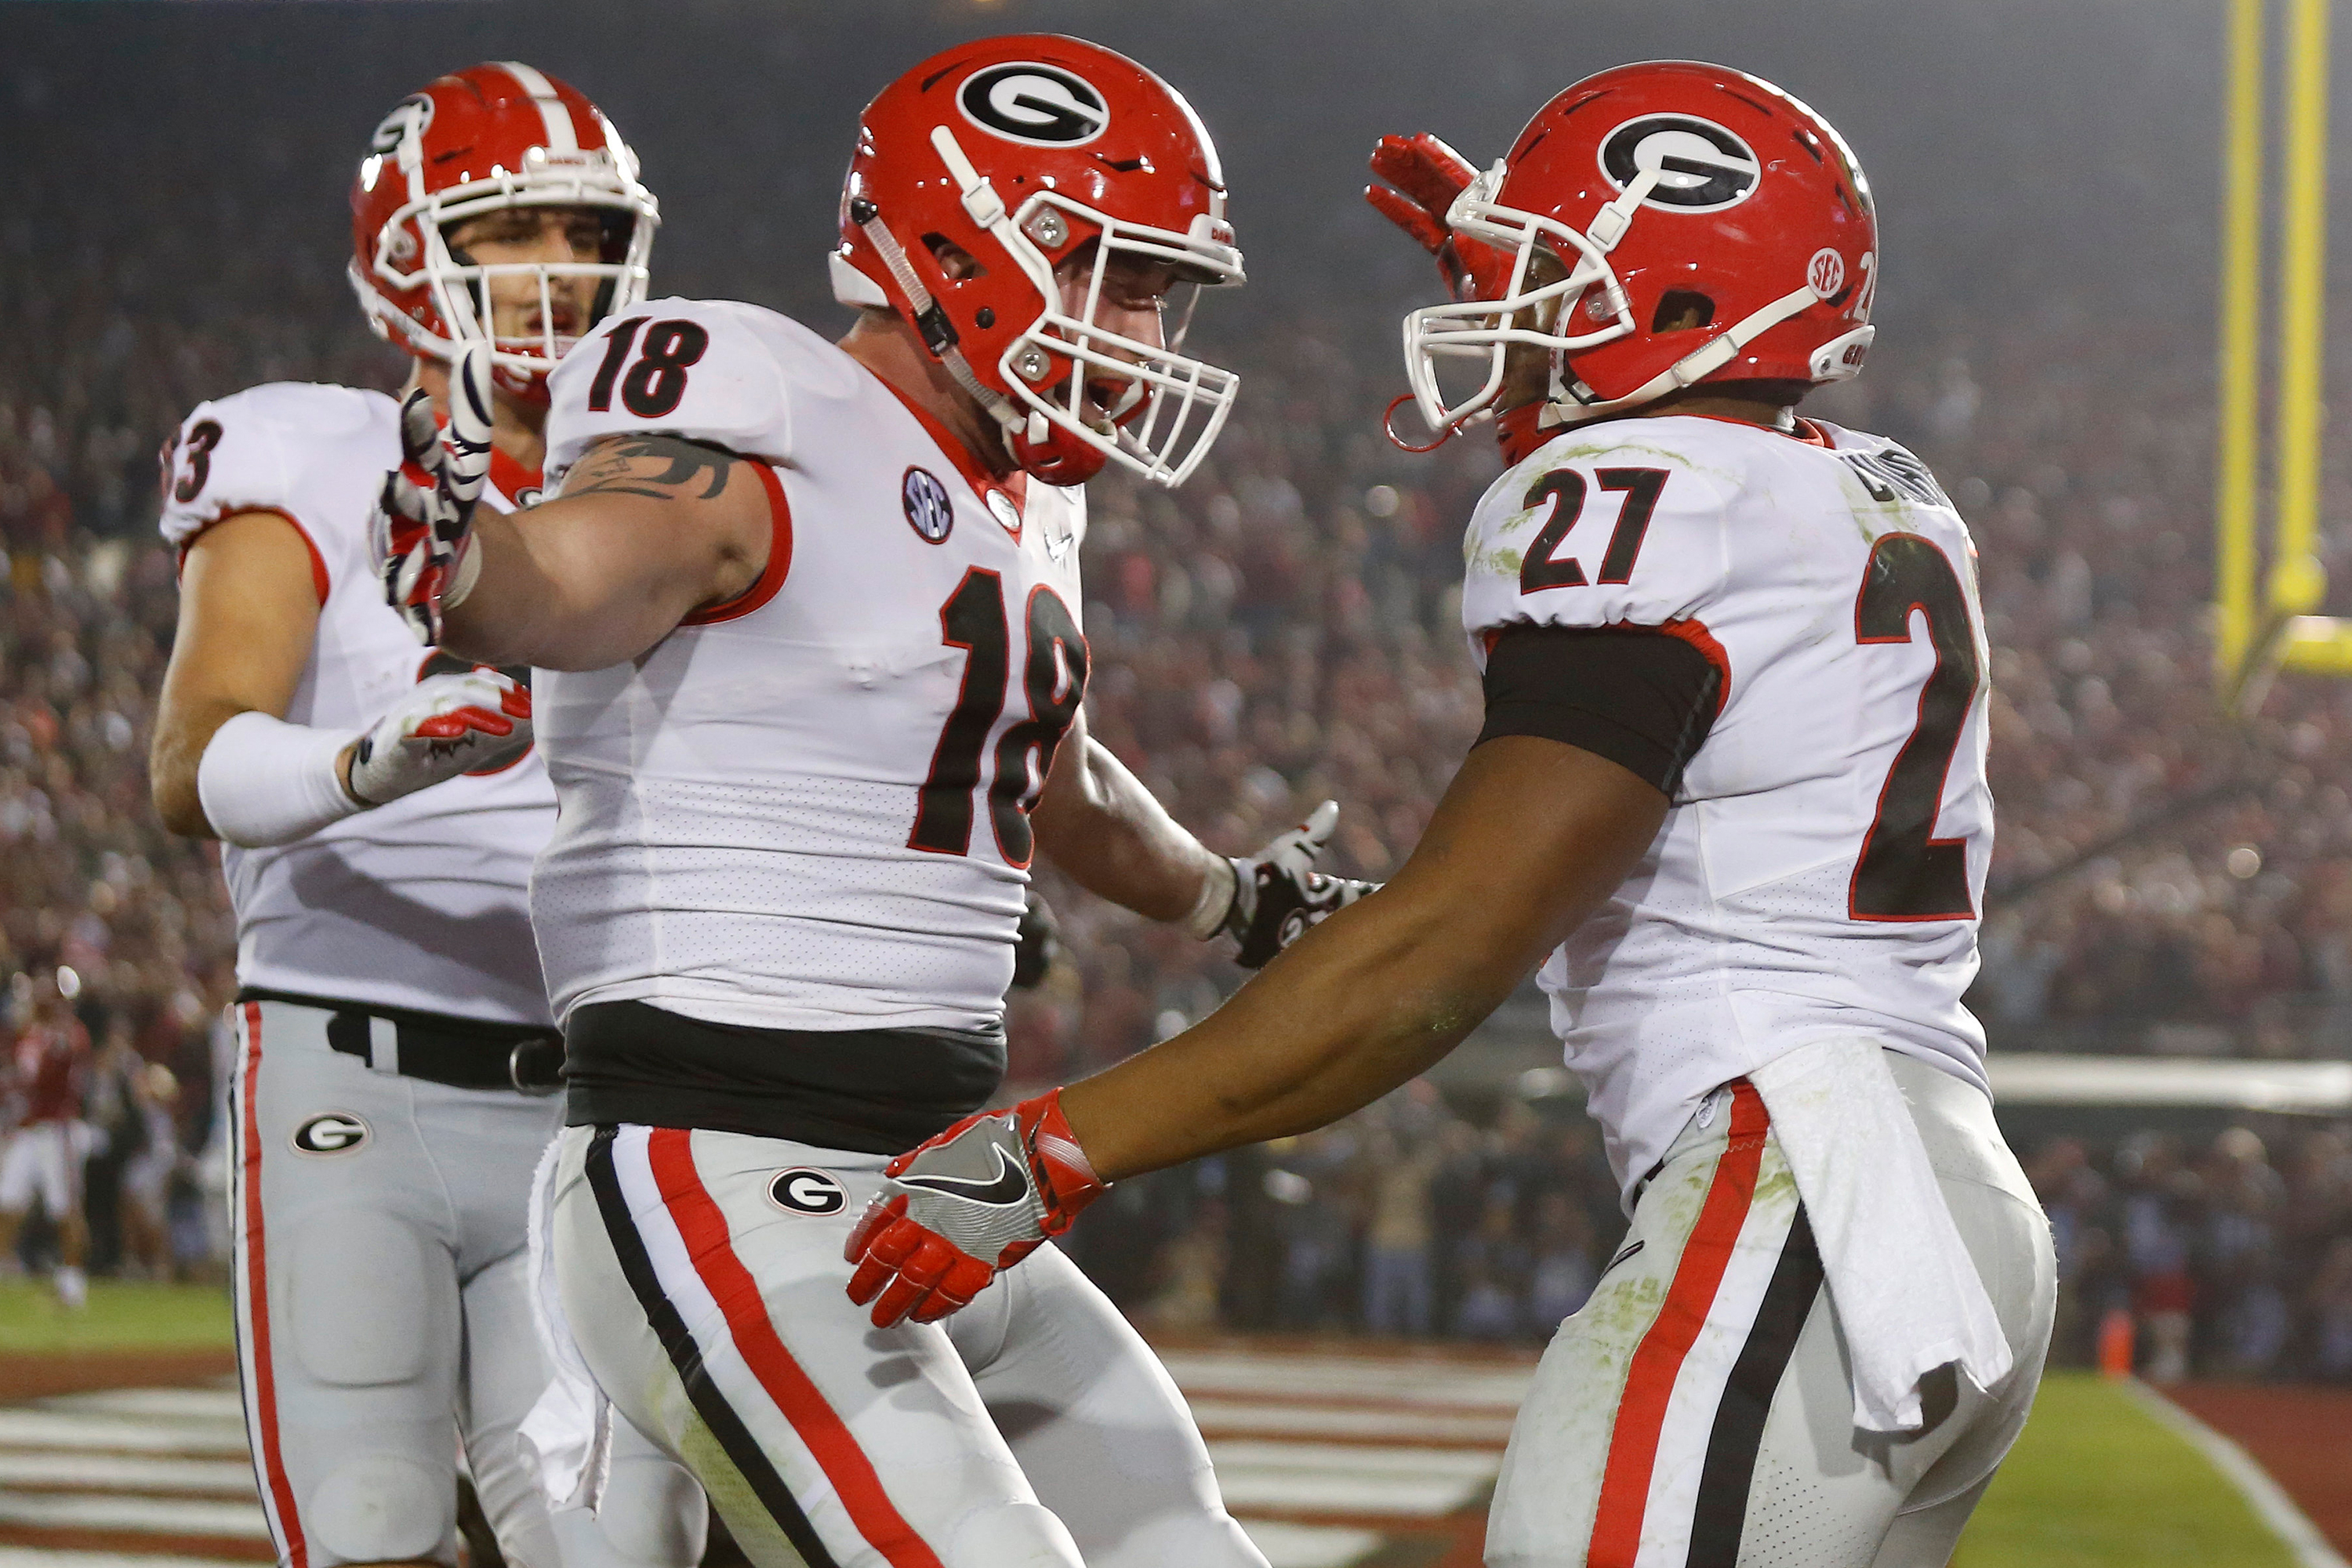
(544, 298, 858, 488)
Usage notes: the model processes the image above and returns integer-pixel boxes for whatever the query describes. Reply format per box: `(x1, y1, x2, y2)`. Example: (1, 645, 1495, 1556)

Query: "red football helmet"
(834, 35, 1244, 487)
(348, 62, 659, 401)
(1403, 60, 1877, 436)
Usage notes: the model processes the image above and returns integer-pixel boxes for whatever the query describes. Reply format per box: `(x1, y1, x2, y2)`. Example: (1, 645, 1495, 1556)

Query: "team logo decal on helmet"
(292, 1112, 371, 1156)
(902, 466, 956, 543)
(1597, 116, 1760, 212)
(369, 94, 432, 156)
(768, 1168, 849, 1216)
(958, 63, 1109, 147)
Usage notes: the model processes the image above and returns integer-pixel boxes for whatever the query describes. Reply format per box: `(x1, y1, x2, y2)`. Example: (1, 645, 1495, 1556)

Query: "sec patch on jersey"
(902, 466, 955, 543)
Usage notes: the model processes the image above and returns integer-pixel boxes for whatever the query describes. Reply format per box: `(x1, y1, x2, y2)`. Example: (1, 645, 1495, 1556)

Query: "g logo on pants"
(768, 1167, 848, 1216)
(292, 1112, 371, 1156)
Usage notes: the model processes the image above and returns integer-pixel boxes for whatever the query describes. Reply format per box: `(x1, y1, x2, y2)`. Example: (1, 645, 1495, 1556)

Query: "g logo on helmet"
(958, 63, 1109, 147)
(1599, 116, 1761, 212)
(768, 1167, 848, 1216)
(369, 94, 433, 156)
(292, 1111, 370, 1156)
(902, 466, 955, 543)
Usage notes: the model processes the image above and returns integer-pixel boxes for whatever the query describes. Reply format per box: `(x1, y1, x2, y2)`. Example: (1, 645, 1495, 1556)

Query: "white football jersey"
(1461, 414, 1993, 1196)
(535, 299, 1087, 1036)
(160, 383, 555, 1027)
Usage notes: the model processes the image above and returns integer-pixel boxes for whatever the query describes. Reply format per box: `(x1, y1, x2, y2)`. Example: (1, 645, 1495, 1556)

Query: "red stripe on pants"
(645, 1127, 944, 1568)
(1586, 1081, 1770, 1568)
(239, 1003, 307, 1568)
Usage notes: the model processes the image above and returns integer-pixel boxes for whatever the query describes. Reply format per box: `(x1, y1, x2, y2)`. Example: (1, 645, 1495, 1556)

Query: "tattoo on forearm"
(561, 437, 735, 501)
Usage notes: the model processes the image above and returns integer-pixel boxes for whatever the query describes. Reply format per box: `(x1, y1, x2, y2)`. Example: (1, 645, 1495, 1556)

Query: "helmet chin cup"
(1010, 412, 1111, 485)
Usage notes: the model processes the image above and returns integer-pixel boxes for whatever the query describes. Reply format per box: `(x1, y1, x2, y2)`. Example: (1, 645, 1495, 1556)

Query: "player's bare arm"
(1059, 735, 1663, 1175)
(437, 432, 771, 670)
(1031, 706, 1224, 924)
(151, 513, 332, 837)
(843, 733, 1663, 1326)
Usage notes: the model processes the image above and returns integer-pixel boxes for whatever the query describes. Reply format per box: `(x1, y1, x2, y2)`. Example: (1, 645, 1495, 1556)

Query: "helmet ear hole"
(923, 234, 986, 281)
(1653, 290, 1715, 332)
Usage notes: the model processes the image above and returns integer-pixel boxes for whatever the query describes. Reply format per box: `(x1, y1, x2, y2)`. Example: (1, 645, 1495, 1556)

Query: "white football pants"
(229, 999, 707, 1568)
(550, 1123, 1268, 1568)
(1485, 1053, 2056, 1568)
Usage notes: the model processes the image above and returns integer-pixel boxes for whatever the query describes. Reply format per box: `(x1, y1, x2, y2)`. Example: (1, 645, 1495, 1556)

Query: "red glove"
(1366, 132, 1514, 303)
(844, 1089, 1106, 1328)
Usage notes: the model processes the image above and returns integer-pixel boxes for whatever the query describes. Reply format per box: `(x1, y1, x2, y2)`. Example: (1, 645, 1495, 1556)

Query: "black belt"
(239, 988, 564, 1095)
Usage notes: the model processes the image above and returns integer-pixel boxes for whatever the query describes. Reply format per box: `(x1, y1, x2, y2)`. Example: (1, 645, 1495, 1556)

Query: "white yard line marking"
(0, 1414, 247, 1457)
(0, 1492, 269, 1539)
(2122, 1380, 2350, 1568)
(1209, 1440, 1501, 1479)
(0, 1549, 254, 1568)
(35, 1393, 243, 1424)
(1189, 1399, 1515, 1444)
(1160, 1350, 1533, 1410)
(0, 1454, 256, 1496)
(1207, 1440, 1499, 1519)
(1235, 1519, 1388, 1568)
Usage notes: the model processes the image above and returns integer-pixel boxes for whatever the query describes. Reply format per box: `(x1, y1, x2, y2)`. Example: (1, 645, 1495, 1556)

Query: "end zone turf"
(1957, 1371, 2306, 1567)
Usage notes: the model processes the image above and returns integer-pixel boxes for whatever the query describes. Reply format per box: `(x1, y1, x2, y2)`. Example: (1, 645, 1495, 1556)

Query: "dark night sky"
(3, 0, 2252, 364)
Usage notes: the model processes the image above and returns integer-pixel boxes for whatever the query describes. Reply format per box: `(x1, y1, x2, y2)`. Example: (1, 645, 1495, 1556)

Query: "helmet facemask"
(916, 126, 1243, 488)
(998, 194, 1242, 488)
(354, 155, 658, 389)
(1401, 162, 1638, 435)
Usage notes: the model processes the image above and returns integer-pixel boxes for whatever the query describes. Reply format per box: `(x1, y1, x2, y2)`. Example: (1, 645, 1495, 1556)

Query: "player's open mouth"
(1073, 372, 1147, 431)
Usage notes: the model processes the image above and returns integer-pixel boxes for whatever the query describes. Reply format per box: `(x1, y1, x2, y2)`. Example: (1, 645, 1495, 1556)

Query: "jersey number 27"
(910, 568, 1088, 869)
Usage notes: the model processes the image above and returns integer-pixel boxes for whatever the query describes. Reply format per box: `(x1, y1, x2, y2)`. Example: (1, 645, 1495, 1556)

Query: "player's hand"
(843, 1089, 1106, 1328)
(1367, 132, 1512, 303)
(1222, 800, 1378, 968)
(345, 669, 532, 806)
(374, 343, 495, 644)
(1011, 889, 1058, 990)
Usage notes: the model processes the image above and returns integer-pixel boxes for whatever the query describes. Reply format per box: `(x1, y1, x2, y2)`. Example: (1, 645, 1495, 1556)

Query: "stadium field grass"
(1955, 1370, 2296, 1566)
(0, 1279, 234, 1353)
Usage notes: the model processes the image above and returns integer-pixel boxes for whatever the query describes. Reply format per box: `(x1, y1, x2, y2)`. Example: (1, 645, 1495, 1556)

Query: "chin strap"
(848, 191, 1025, 435)
(1544, 281, 1825, 430)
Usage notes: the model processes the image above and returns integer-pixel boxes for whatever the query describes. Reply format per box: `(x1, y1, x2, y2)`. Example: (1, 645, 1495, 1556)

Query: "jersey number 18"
(909, 568, 1088, 870)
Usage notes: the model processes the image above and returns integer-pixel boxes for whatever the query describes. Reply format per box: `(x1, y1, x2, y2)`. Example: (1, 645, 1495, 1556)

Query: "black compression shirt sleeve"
(1474, 623, 1723, 798)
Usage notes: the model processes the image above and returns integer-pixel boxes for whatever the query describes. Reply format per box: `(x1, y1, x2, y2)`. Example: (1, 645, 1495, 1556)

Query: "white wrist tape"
(196, 710, 365, 848)
(1183, 853, 1240, 941)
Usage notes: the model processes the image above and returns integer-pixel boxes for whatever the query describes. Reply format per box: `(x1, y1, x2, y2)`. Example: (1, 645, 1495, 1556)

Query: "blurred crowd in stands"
(12, 83, 2352, 1376)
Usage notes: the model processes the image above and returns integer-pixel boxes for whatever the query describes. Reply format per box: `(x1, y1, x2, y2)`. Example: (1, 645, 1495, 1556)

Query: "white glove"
(374, 343, 494, 645)
(347, 669, 532, 806)
(1191, 800, 1380, 967)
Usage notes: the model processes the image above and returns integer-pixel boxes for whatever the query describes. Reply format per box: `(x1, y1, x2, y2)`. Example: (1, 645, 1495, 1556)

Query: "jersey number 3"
(1852, 533, 1981, 921)
(911, 568, 1088, 869)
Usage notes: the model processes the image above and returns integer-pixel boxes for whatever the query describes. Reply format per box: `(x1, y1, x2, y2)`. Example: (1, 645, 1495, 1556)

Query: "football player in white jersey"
(845, 61, 2059, 1568)
(150, 64, 703, 1568)
(375, 34, 1363, 1568)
